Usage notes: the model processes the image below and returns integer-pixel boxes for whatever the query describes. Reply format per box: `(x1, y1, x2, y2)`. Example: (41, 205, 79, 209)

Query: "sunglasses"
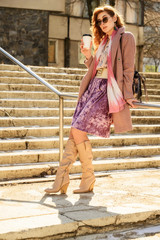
(96, 16, 110, 27)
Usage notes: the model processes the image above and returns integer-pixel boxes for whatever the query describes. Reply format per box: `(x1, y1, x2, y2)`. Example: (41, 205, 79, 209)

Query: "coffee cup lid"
(83, 34, 92, 37)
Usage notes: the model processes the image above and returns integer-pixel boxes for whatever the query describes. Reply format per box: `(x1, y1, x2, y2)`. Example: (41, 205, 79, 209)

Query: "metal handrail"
(0, 47, 77, 161)
(0, 47, 160, 161)
(133, 102, 160, 109)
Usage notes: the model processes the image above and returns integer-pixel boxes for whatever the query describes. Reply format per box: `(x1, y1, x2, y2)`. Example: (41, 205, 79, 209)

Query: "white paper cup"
(83, 34, 92, 49)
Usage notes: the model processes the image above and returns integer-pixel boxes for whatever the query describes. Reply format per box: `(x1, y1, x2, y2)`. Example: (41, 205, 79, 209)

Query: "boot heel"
(60, 183, 69, 194)
(89, 181, 95, 192)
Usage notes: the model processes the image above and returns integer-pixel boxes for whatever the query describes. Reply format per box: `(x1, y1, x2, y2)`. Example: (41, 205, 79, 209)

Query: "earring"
(114, 22, 117, 30)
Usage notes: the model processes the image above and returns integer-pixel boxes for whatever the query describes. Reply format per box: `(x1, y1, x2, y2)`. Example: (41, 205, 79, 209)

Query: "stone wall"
(0, 7, 48, 66)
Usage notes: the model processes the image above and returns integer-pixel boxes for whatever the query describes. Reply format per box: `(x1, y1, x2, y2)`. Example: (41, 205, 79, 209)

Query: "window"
(69, 0, 85, 17)
(125, 1, 138, 24)
(48, 40, 57, 63)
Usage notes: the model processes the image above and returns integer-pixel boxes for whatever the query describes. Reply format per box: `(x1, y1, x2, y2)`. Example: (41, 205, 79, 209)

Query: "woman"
(45, 5, 137, 194)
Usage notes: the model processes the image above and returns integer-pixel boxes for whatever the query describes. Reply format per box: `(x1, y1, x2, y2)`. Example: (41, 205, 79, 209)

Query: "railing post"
(59, 96, 64, 162)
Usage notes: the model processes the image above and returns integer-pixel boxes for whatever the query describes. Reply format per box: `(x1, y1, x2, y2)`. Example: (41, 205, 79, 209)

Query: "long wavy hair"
(91, 5, 124, 52)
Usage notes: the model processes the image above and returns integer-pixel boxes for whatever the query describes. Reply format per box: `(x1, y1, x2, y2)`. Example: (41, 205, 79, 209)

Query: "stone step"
(0, 77, 160, 90)
(0, 66, 159, 81)
(0, 125, 160, 139)
(0, 99, 160, 115)
(145, 77, 160, 81)
(1, 107, 160, 121)
(0, 91, 159, 101)
(132, 116, 160, 124)
(131, 109, 160, 116)
(0, 115, 160, 127)
(146, 80, 160, 85)
(0, 134, 160, 151)
(0, 70, 160, 82)
(0, 77, 159, 89)
(1, 65, 160, 78)
(0, 144, 160, 166)
(141, 72, 160, 78)
(142, 95, 160, 102)
(0, 70, 83, 80)
(0, 156, 160, 181)
(0, 107, 74, 117)
(31, 66, 87, 74)
(0, 90, 77, 99)
(0, 99, 77, 108)
(143, 89, 160, 95)
(0, 76, 81, 86)
(0, 64, 87, 74)
(1, 84, 160, 96)
(146, 83, 160, 89)
(0, 83, 79, 92)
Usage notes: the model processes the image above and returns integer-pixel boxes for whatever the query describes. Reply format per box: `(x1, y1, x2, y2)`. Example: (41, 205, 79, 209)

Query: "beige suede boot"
(73, 140, 95, 194)
(45, 139, 78, 194)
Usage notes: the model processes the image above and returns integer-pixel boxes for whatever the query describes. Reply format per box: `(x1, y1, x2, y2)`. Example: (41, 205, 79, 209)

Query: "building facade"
(0, 0, 144, 70)
(143, 0, 160, 72)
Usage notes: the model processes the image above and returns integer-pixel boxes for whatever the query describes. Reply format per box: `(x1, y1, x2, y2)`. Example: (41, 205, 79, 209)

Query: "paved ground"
(0, 168, 160, 239)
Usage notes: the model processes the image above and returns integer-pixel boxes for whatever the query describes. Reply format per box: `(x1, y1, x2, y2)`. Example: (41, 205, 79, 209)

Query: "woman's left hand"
(126, 98, 139, 108)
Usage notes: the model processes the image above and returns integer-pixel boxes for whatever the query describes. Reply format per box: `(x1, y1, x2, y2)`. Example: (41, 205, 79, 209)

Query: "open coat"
(78, 27, 136, 133)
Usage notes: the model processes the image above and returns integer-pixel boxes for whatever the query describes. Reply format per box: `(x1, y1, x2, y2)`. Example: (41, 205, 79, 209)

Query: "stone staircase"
(0, 64, 160, 182)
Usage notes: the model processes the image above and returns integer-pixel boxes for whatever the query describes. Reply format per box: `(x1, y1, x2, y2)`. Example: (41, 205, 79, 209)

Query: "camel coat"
(78, 27, 136, 133)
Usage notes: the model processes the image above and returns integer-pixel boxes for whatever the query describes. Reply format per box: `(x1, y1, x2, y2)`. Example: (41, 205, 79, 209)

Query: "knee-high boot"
(73, 140, 95, 194)
(45, 139, 78, 194)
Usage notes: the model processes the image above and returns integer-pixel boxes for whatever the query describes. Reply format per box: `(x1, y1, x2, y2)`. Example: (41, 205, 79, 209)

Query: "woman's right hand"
(80, 39, 92, 60)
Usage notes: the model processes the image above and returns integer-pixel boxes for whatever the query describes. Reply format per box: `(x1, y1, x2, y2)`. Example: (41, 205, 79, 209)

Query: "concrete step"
(131, 109, 160, 116)
(0, 83, 79, 92)
(0, 76, 81, 86)
(0, 169, 160, 239)
(30, 66, 87, 75)
(146, 83, 160, 89)
(142, 95, 160, 102)
(1, 131, 160, 147)
(144, 89, 160, 95)
(0, 156, 160, 180)
(0, 99, 77, 108)
(0, 64, 87, 74)
(145, 79, 160, 84)
(0, 115, 160, 127)
(132, 116, 160, 124)
(0, 70, 83, 80)
(0, 134, 160, 151)
(0, 107, 75, 117)
(141, 72, 160, 78)
(1, 84, 160, 96)
(0, 65, 160, 77)
(0, 77, 159, 91)
(0, 100, 160, 116)
(0, 125, 160, 139)
(0, 70, 160, 82)
(1, 91, 159, 101)
(1, 107, 160, 122)
(0, 77, 159, 89)
(0, 90, 77, 99)
(0, 145, 160, 166)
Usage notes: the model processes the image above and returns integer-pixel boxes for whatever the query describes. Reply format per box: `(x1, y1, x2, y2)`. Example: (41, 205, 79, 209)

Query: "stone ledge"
(0, 169, 160, 239)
